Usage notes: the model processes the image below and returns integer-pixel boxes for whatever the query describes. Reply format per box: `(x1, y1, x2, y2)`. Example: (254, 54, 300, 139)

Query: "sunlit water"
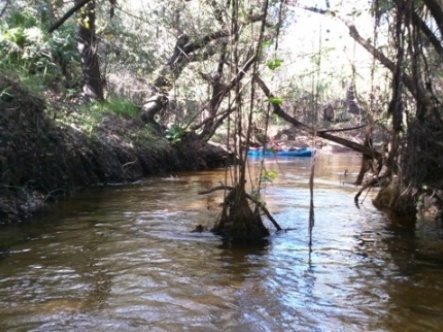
(1, 152, 443, 331)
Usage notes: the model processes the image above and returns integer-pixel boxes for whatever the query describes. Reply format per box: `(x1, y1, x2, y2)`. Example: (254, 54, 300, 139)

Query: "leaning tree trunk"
(76, 0, 104, 101)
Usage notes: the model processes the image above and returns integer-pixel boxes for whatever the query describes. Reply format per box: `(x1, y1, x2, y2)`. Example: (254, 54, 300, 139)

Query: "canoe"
(247, 147, 313, 157)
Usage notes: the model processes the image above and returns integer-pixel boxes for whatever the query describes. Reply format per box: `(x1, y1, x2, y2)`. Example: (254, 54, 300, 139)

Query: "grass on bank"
(1, 68, 163, 152)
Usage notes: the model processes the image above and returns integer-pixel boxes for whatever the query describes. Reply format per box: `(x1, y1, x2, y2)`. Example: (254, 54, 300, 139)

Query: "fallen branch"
(354, 173, 390, 207)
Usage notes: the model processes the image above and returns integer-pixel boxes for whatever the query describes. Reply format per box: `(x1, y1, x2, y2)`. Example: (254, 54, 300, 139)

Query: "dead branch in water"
(198, 186, 282, 231)
(354, 173, 390, 207)
(308, 150, 315, 247)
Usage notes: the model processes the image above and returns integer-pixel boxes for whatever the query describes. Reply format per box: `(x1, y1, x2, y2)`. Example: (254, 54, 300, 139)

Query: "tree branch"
(296, 4, 421, 99)
(346, 21, 419, 96)
(423, 0, 443, 38)
(255, 75, 382, 160)
(48, 0, 93, 33)
(317, 124, 366, 134)
(180, 13, 264, 56)
(411, 10, 443, 57)
(143, 12, 263, 122)
(0, 0, 10, 18)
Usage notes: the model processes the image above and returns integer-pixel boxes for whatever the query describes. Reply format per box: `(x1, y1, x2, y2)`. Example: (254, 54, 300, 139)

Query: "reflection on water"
(1, 152, 443, 331)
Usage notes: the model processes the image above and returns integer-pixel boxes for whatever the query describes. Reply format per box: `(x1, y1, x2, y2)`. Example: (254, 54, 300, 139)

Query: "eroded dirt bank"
(0, 77, 230, 224)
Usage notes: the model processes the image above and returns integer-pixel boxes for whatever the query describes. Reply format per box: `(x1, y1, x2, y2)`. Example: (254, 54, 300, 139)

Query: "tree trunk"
(355, 127, 373, 185)
(212, 184, 270, 241)
(76, 0, 104, 101)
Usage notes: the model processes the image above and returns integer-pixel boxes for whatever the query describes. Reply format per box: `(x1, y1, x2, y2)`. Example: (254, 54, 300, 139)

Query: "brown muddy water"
(1, 152, 443, 331)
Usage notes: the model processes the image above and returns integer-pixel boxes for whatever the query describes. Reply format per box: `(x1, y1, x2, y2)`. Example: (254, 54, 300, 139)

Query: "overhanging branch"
(48, 0, 93, 33)
(0, 0, 10, 18)
(293, 4, 420, 99)
(255, 75, 382, 160)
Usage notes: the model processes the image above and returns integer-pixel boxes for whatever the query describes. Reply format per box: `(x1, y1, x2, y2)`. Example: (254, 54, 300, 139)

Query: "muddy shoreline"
(0, 78, 231, 225)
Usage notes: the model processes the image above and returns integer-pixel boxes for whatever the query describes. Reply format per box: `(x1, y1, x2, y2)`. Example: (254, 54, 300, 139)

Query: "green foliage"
(50, 22, 78, 62)
(165, 124, 189, 144)
(90, 96, 140, 118)
(266, 58, 283, 71)
(101, 5, 164, 76)
(261, 40, 274, 48)
(58, 96, 140, 136)
(268, 96, 284, 105)
(7, 10, 39, 29)
(0, 9, 79, 91)
(261, 169, 278, 183)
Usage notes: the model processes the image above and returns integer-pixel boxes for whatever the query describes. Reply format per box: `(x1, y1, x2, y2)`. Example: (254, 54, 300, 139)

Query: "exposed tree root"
(199, 184, 282, 240)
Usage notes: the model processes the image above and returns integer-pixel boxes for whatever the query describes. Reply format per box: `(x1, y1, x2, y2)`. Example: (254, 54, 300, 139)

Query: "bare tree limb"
(198, 185, 233, 195)
(0, 0, 10, 18)
(294, 4, 421, 100)
(143, 14, 262, 122)
(354, 173, 390, 207)
(171, 13, 264, 63)
(255, 75, 382, 160)
(346, 20, 418, 97)
(317, 124, 366, 134)
(48, 0, 93, 33)
(411, 10, 443, 57)
(423, 0, 443, 38)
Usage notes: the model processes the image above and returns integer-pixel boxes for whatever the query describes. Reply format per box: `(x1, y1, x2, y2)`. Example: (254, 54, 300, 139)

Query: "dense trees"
(292, 0, 443, 220)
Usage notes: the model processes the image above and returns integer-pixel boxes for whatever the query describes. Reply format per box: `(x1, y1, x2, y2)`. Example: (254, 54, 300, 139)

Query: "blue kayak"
(247, 148, 313, 157)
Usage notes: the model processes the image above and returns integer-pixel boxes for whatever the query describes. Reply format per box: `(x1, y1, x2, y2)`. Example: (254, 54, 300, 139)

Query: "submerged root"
(199, 184, 281, 241)
(214, 184, 269, 240)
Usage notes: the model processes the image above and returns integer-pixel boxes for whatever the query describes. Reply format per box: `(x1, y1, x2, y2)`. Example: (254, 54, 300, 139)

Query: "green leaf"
(165, 124, 188, 143)
(266, 58, 283, 71)
(268, 96, 283, 105)
(261, 170, 278, 183)
(261, 40, 273, 48)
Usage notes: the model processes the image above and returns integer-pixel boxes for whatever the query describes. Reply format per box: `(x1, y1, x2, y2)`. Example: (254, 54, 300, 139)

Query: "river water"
(1, 152, 443, 331)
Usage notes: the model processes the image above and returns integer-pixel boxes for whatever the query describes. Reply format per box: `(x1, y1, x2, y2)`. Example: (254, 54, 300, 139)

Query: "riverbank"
(0, 77, 231, 225)
(0, 76, 398, 226)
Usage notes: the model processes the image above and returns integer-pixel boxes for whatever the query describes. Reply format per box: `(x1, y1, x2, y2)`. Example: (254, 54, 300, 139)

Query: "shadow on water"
(219, 238, 270, 251)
